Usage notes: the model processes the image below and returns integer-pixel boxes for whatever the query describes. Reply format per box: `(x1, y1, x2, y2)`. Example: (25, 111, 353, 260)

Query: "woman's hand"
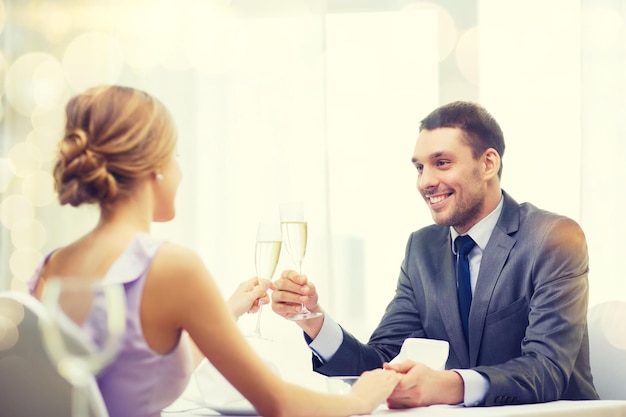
(226, 277, 273, 319)
(348, 369, 402, 414)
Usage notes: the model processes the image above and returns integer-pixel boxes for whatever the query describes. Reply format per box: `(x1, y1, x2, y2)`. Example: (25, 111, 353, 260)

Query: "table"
(162, 337, 626, 417)
(163, 374, 626, 417)
(162, 398, 626, 417)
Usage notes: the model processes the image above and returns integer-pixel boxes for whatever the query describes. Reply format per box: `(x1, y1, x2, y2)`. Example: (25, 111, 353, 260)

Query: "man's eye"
(415, 165, 423, 173)
(436, 160, 450, 167)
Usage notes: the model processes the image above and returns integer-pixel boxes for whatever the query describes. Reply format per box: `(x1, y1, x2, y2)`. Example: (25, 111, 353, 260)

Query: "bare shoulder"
(142, 242, 221, 322)
(151, 242, 206, 275)
(146, 242, 214, 295)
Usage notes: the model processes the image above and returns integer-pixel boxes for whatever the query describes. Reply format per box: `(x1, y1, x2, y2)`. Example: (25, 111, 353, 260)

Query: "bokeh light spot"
(11, 218, 47, 251)
(456, 27, 478, 85)
(9, 248, 42, 282)
(115, 4, 181, 71)
(31, 105, 65, 135)
(0, 317, 19, 351)
(7, 142, 43, 178)
(0, 158, 15, 193)
(32, 58, 66, 109)
(0, 1, 5, 38)
(9, 279, 28, 293)
(185, 10, 248, 74)
(402, 1, 457, 62)
(0, 298, 25, 326)
(0, 51, 8, 97)
(0, 298, 24, 352)
(4, 53, 61, 116)
(63, 31, 124, 92)
(26, 128, 60, 162)
(36, 1, 73, 44)
(0, 194, 35, 231)
(22, 171, 56, 207)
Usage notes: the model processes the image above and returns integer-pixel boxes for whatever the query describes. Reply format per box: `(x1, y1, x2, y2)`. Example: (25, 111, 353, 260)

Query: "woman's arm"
(146, 243, 400, 417)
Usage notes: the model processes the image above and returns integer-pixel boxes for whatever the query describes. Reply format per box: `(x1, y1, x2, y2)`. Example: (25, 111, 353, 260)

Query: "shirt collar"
(450, 194, 504, 253)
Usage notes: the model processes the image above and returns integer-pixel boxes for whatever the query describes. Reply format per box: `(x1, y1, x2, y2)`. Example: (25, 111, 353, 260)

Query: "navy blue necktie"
(455, 235, 476, 345)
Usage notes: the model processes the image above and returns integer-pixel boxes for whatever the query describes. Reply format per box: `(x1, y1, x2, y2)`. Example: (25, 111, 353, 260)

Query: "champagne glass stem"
(252, 305, 263, 338)
(296, 261, 313, 315)
(64, 359, 90, 417)
(72, 379, 89, 417)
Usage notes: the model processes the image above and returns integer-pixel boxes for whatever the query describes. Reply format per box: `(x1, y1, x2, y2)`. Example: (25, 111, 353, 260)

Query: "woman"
(28, 85, 399, 417)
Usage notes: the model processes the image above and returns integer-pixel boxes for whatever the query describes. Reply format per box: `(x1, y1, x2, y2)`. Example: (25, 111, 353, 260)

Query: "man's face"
(411, 127, 488, 234)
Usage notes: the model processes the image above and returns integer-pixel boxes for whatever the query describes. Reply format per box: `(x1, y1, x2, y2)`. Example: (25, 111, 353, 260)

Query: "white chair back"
(0, 291, 110, 417)
(588, 300, 626, 400)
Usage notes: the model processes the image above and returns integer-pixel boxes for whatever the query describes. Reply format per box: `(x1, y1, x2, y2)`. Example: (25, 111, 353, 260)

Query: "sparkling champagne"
(255, 240, 282, 280)
(281, 222, 307, 268)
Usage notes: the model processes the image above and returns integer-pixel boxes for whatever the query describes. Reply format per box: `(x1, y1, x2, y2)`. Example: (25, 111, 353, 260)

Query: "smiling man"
(271, 101, 599, 408)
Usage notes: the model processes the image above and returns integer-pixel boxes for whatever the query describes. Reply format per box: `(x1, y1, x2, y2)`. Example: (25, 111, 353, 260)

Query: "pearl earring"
(155, 173, 164, 181)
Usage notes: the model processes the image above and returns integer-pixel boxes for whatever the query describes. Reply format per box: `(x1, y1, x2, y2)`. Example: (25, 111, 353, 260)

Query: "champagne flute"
(39, 277, 126, 417)
(280, 201, 322, 320)
(251, 221, 282, 340)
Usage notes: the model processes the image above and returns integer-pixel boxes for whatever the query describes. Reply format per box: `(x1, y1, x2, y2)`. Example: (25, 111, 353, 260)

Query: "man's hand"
(383, 360, 464, 408)
(271, 269, 324, 336)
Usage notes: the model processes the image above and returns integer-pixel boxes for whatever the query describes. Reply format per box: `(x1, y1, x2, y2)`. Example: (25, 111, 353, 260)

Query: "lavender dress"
(29, 233, 193, 417)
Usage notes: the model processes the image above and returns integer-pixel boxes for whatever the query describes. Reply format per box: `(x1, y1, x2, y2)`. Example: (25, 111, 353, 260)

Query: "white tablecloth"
(162, 397, 626, 417)
(163, 373, 626, 417)
(162, 331, 626, 417)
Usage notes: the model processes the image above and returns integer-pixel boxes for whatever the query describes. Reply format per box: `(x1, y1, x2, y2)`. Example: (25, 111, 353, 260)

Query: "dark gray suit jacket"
(313, 191, 599, 405)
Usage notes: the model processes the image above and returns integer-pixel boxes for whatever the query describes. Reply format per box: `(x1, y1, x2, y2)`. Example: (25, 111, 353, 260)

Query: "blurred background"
(0, 0, 624, 345)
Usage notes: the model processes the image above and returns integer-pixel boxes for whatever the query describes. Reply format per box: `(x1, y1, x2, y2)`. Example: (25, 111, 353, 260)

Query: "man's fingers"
(277, 270, 308, 285)
(274, 277, 312, 297)
(383, 360, 417, 374)
(271, 294, 304, 314)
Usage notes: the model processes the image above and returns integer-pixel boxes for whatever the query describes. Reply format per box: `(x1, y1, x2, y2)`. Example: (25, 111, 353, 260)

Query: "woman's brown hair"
(53, 85, 177, 207)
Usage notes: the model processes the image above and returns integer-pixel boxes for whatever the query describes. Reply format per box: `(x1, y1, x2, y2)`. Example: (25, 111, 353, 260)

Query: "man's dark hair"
(420, 101, 505, 178)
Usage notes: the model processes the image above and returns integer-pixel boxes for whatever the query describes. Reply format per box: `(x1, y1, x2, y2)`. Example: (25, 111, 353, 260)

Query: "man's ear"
(482, 148, 501, 180)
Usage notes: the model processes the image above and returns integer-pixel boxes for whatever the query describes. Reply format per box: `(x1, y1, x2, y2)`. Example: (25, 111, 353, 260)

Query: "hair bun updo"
(54, 128, 119, 206)
(52, 85, 177, 208)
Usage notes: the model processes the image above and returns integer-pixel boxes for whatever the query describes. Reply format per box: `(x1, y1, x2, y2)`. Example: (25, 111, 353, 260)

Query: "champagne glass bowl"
(279, 202, 322, 321)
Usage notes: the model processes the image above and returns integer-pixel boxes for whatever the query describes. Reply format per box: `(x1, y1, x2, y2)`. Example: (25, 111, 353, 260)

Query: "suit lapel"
(468, 192, 520, 366)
